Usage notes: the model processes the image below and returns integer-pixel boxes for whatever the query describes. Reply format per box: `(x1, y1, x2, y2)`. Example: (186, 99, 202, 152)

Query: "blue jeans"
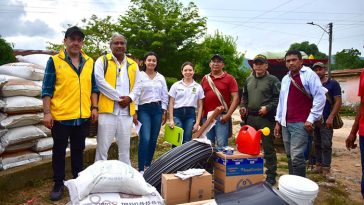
(137, 102, 163, 171)
(360, 136, 364, 198)
(313, 126, 334, 167)
(282, 122, 309, 177)
(173, 107, 196, 144)
(203, 114, 229, 150)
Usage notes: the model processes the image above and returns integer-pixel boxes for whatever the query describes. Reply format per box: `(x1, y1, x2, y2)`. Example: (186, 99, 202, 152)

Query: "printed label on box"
(215, 157, 264, 176)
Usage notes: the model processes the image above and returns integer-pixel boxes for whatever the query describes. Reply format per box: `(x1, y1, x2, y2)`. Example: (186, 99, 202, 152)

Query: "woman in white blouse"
(168, 62, 204, 145)
(135, 52, 168, 173)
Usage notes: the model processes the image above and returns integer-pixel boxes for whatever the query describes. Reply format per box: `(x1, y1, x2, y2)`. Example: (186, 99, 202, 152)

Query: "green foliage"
(46, 41, 64, 53)
(118, 0, 207, 78)
(81, 15, 118, 59)
(194, 31, 250, 87)
(46, 16, 118, 59)
(165, 77, 178, 89)
(46, 0, 206, 72)
(289, 41, 327, 59)
(333, 48, 364, 70)
(0, 36, 16, 65)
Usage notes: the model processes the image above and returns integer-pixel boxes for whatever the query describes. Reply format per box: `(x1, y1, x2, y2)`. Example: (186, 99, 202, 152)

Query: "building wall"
(334, 75, 360, 107)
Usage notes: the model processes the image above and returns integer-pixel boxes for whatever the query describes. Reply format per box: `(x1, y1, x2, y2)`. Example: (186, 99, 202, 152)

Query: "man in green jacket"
(240, 54, 281, 185)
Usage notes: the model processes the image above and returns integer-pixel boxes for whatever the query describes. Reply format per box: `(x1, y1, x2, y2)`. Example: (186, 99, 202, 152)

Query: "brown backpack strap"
(205, 74, 228, 111)
(290, 76, 312, 100)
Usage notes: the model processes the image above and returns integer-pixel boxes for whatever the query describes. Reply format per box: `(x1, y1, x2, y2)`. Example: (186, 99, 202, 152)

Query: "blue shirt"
(322, 79, 341, 121)
(275, 66, 326, 126)
(41, 50, 99, 126)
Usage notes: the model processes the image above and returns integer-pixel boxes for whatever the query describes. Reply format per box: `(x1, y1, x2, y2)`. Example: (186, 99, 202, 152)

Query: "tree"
(194, 31, 250, 87)
(46, 0, 206, 78)
(118, 0, 206, 77)
(0, 36, 16, 65)
(333, 48, 364, 70)
(289, 41, 327, 59)
(46, 16, 117, 59)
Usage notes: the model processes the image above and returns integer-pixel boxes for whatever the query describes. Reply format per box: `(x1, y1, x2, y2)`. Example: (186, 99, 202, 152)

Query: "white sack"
(67, 188, 164, 205)
(0, 112, 7, 121)
(2, 96, 43, 114)
(5, 141, 35, 152)
(0, 152, 41, 170)
(35, 124, 51, 137)
(32, 137, 53, 152)
(65, 160, 154, 204)
(1, 125, 46, 147)
(1, 79, 41, 97)
(0, 62, 44, 81)
(34, 81, 43, 87)
(1, 113, 43, 128)
(0, 74, 23, 83)
(0, 129, 7, 155)
(0, 99, 5, 110)
(0, 129, 7, 137)
(16, 54, 51, 69)
(38, 150, 52, 159)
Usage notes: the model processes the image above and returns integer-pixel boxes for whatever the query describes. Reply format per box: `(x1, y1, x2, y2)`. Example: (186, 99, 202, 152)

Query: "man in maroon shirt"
(201, 54, 239, 150)
(274, 50, 326, 177)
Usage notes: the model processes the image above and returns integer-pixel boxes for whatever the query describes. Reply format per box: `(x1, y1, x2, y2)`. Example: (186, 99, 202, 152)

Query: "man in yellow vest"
(42, 26, 99, 201)
(94, 33, 140, 165)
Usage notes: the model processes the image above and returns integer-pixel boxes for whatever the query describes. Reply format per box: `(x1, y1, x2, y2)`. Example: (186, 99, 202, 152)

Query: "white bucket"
(278, 174, 319, 205)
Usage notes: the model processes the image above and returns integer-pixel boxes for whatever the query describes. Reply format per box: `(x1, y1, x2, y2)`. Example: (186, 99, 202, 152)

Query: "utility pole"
(328, 23, 333, 79)
(307, 22, 333, 78)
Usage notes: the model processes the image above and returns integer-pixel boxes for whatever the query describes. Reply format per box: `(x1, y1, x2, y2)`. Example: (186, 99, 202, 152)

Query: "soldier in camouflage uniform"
(239, 54, 281, 185)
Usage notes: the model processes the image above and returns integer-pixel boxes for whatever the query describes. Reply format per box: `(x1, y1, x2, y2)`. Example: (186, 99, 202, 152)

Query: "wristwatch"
(91, 105, 99, 111)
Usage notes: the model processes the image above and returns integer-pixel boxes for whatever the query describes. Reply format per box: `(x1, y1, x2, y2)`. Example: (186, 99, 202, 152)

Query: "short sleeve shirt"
(201, 72, 238, 117)
(322, 79, 341, 121)
(168, 80, 204, 109)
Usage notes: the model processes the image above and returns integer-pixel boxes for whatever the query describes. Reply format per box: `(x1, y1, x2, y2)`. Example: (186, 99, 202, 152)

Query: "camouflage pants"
(246, 115, 277, 180)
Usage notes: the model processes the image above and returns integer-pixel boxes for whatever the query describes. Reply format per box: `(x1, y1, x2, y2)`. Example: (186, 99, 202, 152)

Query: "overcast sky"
(1, 0, 363, 59)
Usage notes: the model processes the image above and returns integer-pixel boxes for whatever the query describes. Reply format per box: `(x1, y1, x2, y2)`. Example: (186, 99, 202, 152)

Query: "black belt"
(248, 110, 260, 116)
(149, 101, 161, 105)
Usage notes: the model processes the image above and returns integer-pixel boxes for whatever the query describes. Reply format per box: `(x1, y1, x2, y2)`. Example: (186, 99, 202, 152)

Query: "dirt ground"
(1, 115, 363, 204)
(329, 117, 363, 202)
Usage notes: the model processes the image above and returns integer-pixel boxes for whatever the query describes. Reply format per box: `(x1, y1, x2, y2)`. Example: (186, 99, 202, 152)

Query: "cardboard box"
(214, 151, 264, 193)
(162, 171, 212, 205)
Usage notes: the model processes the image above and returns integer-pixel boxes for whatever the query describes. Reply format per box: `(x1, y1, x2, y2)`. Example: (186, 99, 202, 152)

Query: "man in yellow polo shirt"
(94, 33, 140, 165)
(42, 26, 99, 201)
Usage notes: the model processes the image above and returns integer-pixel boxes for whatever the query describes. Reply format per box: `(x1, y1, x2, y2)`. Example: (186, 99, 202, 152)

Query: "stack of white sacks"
(65, 160, 164, 205)
(0, 54, 53, 170)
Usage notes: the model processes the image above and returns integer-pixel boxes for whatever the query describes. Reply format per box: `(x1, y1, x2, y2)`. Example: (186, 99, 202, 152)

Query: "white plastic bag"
(1, 79, 41, 97)
(0, 113, 43, 128)
(2, 96, 43, 114)
(65, 160, 154, 204)
(0, 62, 44, 81)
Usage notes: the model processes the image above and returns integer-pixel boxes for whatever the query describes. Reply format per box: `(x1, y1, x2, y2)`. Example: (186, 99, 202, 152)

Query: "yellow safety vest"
(51, 49, 94, 120)
(98, 53, 138, 116)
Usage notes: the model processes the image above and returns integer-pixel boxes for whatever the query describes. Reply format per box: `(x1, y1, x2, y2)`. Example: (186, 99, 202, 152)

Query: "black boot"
(49, 183, 64, 201)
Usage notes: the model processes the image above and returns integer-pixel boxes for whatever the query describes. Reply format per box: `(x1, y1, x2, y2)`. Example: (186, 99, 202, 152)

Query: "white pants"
(95, 113, 132, 165)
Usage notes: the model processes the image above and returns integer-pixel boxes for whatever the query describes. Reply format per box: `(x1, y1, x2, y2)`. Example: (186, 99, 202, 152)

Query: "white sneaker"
(139, 171, 144, 175)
